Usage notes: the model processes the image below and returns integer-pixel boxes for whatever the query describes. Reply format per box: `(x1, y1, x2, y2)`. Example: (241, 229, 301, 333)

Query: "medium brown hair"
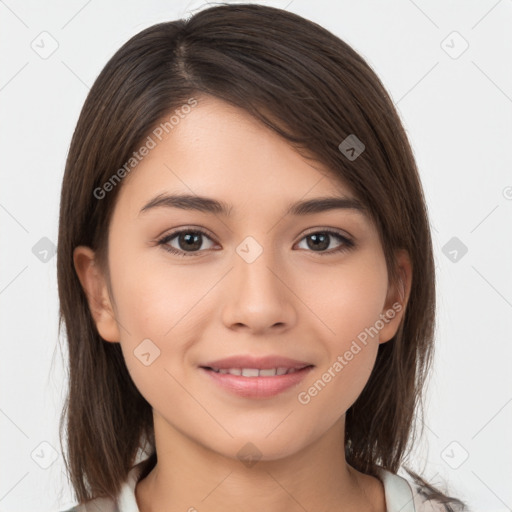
(57, 3, 466, 509)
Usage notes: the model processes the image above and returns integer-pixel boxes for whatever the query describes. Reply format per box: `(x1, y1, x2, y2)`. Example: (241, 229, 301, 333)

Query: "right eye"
(157, 228, 217, 256)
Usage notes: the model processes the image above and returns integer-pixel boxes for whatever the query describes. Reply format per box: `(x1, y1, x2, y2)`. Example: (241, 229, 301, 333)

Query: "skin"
(74, 95, 412, 512)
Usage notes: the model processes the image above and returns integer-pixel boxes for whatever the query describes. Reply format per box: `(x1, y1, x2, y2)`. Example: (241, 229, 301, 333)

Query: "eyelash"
(156, 228, 355, 257)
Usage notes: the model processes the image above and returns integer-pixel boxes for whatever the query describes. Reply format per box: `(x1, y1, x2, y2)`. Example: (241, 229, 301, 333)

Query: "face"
(74, 95, 410, 462)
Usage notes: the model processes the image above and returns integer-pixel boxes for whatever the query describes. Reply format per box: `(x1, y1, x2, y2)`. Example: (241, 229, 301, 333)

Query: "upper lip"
(200, 355, 314, 370)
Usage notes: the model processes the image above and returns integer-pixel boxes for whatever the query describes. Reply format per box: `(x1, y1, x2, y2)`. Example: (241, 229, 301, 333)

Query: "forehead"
(115, 96, 367, 221)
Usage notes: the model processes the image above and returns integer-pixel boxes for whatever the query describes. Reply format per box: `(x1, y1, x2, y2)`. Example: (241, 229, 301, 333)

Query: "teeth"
(242, 368, 260, 377)
(210, 367, 304, 377)
(259, 368, 279, 376)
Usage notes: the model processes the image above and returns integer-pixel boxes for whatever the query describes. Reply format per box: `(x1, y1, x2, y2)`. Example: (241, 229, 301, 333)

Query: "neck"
(135, 413, 385, 512)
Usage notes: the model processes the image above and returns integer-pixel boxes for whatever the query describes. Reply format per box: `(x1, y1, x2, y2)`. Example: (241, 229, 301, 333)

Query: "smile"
(206, 366, 309, 376)
(200, 365, 315, 398)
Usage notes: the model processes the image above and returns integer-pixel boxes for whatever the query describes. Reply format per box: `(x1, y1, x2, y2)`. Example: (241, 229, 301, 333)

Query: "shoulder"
(57, 495, 118, 512)
(375, 466, 465, 512)
(405, 472, 467, 511)
(56, 463, 144, 512)
(408, 482, 454, 512)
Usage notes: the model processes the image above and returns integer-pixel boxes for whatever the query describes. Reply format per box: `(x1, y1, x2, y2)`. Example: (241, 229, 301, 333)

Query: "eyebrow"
(138, 193, 368, 218)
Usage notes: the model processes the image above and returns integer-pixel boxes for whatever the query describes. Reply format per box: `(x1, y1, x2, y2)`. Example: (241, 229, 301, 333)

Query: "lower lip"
(200, 366, 314, 399)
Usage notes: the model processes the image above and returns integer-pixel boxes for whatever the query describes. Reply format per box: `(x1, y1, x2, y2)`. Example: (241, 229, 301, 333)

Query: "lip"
(199, 354, 313, 370)
(199, 362, 315, 399)
(200, 366, 314, 399)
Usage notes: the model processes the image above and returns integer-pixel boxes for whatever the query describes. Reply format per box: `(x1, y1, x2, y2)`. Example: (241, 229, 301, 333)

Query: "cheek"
(110, 261, 195, 408)
(297, 254, 388, 342)
(109, 247, 204, 337)
(107, 250, 210, 389)
(296, 257, 387, 407)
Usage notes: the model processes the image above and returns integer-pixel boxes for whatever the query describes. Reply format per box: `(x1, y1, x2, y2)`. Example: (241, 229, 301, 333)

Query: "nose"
(220, 245, 297, 334)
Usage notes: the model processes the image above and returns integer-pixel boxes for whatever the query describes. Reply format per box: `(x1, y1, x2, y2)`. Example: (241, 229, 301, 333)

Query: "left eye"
(157, 229, 354, 257)
(296, 230, 354, 254)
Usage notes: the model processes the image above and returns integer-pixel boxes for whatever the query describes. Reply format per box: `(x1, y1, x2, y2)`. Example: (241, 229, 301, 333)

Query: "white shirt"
(61, 462, 449, 512)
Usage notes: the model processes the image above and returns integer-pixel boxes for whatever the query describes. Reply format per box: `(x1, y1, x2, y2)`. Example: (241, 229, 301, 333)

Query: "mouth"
(199, 364, 315, 399)
(200, 365, 313, 377)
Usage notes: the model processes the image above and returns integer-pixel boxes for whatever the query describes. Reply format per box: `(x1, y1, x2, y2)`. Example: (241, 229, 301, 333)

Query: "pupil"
(180, 232, 201, 251)
(308, 233, 328, 251)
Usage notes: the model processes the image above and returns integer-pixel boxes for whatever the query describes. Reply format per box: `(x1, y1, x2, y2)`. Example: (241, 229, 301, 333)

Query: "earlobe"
(378, 249, 412, 344)
(73, 246, 120, 343)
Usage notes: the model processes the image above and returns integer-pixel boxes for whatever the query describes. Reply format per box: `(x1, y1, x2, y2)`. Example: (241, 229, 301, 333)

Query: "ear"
(73, 245, 120, 343)
(378, 249, 412, 344)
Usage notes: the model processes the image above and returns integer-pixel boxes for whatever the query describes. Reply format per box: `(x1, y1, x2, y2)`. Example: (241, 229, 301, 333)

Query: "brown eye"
(296, 230, 355, 255)
(157, 229, 216, 256)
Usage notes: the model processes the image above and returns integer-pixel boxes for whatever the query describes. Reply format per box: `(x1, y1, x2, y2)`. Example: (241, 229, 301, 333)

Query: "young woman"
(57, 3, 467, 511)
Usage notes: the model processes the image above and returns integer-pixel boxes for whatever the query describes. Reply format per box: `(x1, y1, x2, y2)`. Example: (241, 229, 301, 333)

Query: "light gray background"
(1, 0, 511, 511)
